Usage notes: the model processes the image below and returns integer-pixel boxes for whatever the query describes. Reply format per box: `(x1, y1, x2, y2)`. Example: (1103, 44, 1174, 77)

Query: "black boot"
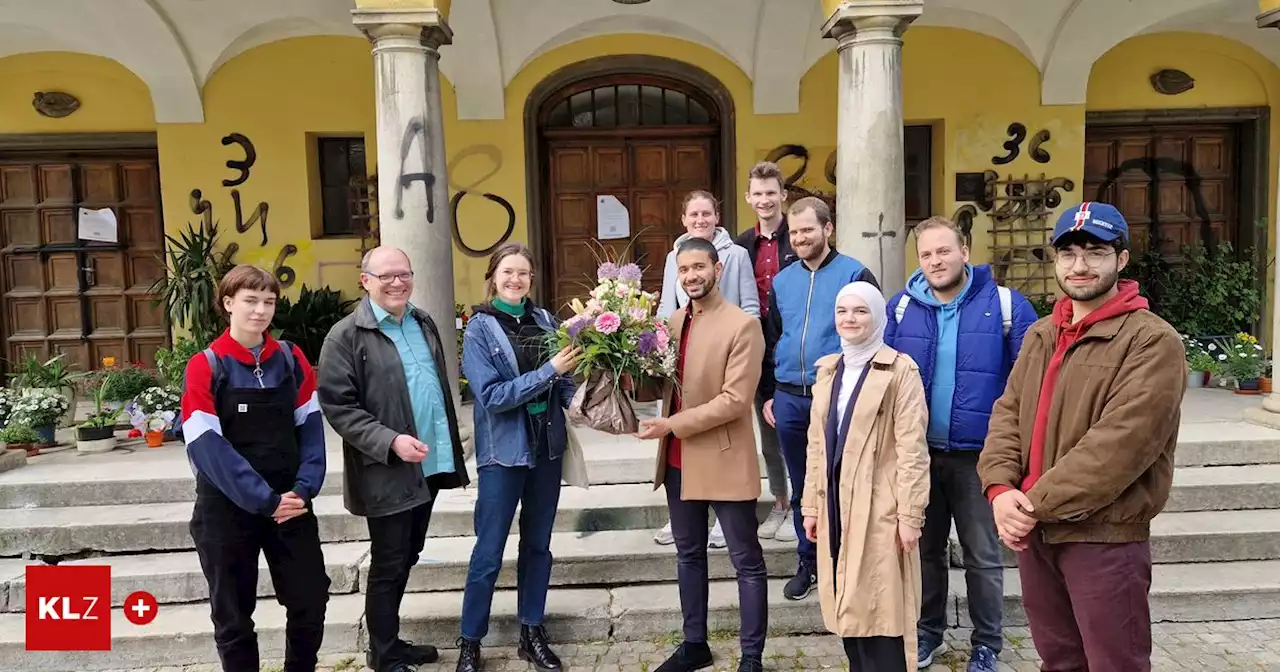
(518, 624, 563, 671)
(455, 636, 483, 672)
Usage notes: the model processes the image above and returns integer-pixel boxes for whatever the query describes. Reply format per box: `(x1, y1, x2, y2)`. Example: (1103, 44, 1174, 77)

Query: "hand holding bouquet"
(551, 261, 677, 434)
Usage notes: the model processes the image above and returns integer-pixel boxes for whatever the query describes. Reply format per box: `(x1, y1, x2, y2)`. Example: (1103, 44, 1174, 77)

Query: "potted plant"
(6, 354, 87, 427)
(76, 374, 118, 453)
(1214, 333, 1268, 394)
(1182, 335, 1218, 388)
(128, 386, 180, 448)
(0, 387, 14, 429)
(8, 389, 69, 445)
(1, 423, 42, 456)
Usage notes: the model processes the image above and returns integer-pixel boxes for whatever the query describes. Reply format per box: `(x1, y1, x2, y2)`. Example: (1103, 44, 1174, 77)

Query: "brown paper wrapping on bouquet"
(567, 370, 639, 435)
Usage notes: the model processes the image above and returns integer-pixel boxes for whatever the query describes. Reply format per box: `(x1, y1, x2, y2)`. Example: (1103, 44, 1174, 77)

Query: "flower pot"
(4, 443, 32, 455)
(1262, 377, 1273, 394)
(33, 424, 55, 445)
(76, 436, 115, 454)
(1236, 378, 1261, 395)
(1187, 370, 1206, 388)
(77, 425, 115, 442)
(144, 430, 165, 448)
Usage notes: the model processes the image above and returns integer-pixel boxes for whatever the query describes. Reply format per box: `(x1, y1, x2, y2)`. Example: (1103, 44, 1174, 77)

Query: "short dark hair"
(675, 236, 719, 264)
(1053, 230, 1127, 254)
(748, 161, 785, 192)
(217, 265, 280, 317)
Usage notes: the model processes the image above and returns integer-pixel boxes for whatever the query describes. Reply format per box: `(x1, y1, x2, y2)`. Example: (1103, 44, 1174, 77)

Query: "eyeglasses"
(365, 271, 414, 284)
(1054, 249, 1115, 268)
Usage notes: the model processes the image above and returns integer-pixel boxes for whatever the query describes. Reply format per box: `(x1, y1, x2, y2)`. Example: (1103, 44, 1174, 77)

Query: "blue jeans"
(772, 390, 816, 570)
(917, 449, 1004, 652)
(459, 444, 563, 641)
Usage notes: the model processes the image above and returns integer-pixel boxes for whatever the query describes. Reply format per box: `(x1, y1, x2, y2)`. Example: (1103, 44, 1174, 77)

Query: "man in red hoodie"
(977, 201, 1185, 672)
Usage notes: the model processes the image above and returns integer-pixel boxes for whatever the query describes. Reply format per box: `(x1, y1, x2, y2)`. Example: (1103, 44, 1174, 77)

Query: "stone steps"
(3, 560, 1275, 672)
(3, 423, 1275, 508)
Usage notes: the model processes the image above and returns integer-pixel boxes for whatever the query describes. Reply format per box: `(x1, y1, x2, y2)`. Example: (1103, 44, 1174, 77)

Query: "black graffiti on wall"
(992, 123, 1052, 165)
(395, 116, 437, 221)
(221, 133, 257, 187)
(447, 144, 516, 258)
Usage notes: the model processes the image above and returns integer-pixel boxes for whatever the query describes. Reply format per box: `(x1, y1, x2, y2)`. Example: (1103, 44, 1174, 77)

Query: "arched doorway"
(523, 57, 736, 316)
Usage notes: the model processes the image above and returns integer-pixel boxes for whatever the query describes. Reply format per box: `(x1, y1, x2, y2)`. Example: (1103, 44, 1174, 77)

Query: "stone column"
(823, 1, 922, 298)
(353, 9, 460, 402)
(1247, 0, 1280, 427)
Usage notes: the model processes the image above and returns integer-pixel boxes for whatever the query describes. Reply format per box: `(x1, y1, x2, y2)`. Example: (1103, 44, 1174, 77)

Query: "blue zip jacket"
(461, 305, 577, 468)
(883, 264, 1038, 451)
(763, 249, 878, 397)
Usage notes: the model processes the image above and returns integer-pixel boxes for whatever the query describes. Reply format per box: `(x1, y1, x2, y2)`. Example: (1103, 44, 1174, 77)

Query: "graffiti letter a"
(395, 116, 436, 222)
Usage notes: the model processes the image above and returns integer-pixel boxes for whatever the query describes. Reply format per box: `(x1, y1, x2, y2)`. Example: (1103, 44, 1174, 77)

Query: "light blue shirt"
(372, 301, 455, 477)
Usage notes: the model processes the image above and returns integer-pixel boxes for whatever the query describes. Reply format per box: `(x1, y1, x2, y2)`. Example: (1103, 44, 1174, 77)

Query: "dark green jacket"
(318, 297, 469, 518)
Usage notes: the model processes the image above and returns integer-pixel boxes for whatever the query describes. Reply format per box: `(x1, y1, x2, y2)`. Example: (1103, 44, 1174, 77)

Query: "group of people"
(178, 157, 1185, 672)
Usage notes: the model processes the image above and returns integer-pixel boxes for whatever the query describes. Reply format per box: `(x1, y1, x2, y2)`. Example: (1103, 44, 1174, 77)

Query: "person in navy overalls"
(181, 264, 328, 672)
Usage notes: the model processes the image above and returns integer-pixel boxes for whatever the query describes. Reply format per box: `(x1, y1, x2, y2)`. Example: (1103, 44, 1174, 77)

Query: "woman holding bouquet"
(457, 242, 582, 672)
(800, 281, 931, 670)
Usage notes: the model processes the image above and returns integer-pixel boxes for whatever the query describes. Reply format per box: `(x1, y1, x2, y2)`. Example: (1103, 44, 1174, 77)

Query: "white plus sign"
(1074, 208, 1091, 225)
(131, 599, 151, 619)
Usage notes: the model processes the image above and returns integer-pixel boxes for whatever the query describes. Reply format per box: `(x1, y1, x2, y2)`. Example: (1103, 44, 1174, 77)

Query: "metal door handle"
(82, 261, 96, 286)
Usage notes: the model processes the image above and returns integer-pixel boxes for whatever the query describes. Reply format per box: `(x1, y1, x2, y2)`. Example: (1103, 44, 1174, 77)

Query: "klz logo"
(26, 565, 111, 650)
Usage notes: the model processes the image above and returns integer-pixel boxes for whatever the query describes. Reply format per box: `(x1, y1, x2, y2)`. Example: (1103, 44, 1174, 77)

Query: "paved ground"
(105, 619, 1280, 671)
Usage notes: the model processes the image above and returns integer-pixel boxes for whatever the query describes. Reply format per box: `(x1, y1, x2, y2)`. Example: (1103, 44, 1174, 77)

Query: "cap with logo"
(1051, 202, 1129, 246)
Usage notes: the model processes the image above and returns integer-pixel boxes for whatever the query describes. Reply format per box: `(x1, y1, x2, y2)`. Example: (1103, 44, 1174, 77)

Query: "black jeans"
(365, 490, 438, 671)
(664, 465, 768, 657)
(918, 450, 1004, 652)
(843, 636, 906, 670)
(190, 481, 330, 672)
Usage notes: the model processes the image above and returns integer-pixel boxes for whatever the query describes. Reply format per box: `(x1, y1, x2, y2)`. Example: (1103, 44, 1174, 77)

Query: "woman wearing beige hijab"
(801, 281, 931, 670)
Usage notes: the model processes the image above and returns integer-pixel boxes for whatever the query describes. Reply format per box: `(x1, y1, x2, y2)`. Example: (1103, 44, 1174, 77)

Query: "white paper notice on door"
(77, 207, 118, 243)
(596, 195, 631, 240)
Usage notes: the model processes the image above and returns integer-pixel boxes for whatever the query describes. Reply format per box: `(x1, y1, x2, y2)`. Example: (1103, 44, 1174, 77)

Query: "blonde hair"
(914, 216, 967, 246)
(788, 196, 832, 225)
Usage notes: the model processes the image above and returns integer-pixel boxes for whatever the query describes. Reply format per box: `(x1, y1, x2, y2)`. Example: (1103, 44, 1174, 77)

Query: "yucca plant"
(270, 285, 358, 363)
(150, 221, 233, 347)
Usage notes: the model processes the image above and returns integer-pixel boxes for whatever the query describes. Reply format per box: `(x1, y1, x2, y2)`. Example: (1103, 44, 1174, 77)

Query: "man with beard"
(883, 216, 1038, 672)
(978, 202, 1185, 672)
(762, 196, 878, 601)
(637, 236, 768, 672)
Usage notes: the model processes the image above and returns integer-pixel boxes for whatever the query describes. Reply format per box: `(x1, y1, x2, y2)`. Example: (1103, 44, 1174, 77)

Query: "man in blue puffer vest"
(884, 216, 1038, 672)
(762, 196, 878, 601)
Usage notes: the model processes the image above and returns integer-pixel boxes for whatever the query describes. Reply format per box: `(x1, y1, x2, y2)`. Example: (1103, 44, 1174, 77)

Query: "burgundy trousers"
(1018, 534, 1153, 672)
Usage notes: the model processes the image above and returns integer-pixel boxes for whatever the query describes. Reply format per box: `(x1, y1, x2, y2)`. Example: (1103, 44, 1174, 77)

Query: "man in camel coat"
(636, 236, 768, 672)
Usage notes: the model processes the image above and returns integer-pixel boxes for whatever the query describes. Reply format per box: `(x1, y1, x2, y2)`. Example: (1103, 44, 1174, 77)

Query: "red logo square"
(25, 565, 111, 651)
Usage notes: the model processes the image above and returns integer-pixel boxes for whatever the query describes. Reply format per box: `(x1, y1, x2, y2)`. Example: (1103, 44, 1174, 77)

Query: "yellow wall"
(156, 36, 380, 302)
(0, 51, 155, 132)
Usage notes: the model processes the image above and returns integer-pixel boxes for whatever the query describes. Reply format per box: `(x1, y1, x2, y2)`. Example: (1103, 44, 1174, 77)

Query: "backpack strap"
(276, 339, 296, 380)
(997, 286, 1012, 337)
(202, 347, 223, 394)
(894, 294, 911, 324)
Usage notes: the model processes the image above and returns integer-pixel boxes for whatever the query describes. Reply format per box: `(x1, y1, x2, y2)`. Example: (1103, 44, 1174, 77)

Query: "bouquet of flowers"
(551, 260, 677, 434)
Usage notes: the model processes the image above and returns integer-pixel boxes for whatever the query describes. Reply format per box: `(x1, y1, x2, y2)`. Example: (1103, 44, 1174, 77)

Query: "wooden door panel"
(554, 195, 593, 238)
(633, 191, 672, 239)
(632, 144, 668, 187)
(552, 147, 591, 190)
(673, 143, 710, 187)
(2, 211, 38, 248)
(593, 147, 627, 189)
(0, 152, 166, 372)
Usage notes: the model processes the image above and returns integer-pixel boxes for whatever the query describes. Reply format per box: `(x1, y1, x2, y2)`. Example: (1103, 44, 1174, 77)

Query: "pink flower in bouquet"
(586, 298, 603, 314)
(655, 323, 671, 350)
(595, 311, 622, 334)
(627, 307, 647, 322)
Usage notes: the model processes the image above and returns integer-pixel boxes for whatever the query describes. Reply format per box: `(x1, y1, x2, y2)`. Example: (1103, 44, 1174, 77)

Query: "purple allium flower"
(595, 311, 622, 334)
(637, 330, 658, 356)
(597, 262, 619, 280)
(618, 263, 643, 283)
(566, 317, 588, 338)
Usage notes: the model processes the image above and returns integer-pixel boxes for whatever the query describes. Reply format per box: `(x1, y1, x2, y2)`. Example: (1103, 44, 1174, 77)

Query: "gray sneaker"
(708, 519, 726, 548)
(654, 520, 674, 545)
(756, 508, 787, 539)
(773, 515, 798, 543)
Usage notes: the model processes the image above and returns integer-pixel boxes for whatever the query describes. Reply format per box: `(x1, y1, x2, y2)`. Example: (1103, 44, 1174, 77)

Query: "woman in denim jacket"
(456, 242, 582, 672)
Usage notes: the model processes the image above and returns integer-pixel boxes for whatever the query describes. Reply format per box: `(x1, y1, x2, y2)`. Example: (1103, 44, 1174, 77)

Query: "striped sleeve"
(180, 353, 281, 516)
(290, 344, 326, 501)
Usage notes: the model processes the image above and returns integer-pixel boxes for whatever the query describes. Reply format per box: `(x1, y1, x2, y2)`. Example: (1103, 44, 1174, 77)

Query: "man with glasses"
(978, 202, 1185, 671)
(318, 246, 471, 672)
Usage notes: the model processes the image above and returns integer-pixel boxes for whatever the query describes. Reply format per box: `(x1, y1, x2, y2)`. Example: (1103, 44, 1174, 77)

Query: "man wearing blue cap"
(977, 201, 1185, 671)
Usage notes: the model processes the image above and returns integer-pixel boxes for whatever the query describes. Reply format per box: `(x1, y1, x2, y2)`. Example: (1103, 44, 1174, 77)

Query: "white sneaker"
(757, 508, 787, 539)
(653, 520, 675, 545)
(708, 519, 727, 548)
(773, 514, 798, 543)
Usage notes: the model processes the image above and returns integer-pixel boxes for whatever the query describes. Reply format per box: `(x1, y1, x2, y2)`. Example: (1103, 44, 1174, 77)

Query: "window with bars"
(543, 83, 715, 128)
(317, 136, 367, 237)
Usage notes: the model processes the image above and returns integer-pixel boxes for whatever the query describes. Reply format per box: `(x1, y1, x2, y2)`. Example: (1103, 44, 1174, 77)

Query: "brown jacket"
(800, 349, 930, 669)
(977, 305, 1185, 544)
(652, 289, 764, 502)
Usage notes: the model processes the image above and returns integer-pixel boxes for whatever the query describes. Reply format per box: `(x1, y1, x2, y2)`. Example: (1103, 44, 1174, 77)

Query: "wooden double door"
(0, 150, 169, 373)
(1084, 124, 1239, 261)
(545, 132, 714, 316)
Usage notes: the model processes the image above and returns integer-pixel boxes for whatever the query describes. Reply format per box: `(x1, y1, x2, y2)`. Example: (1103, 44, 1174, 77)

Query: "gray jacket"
(658, 227, 760, 320)
(317, 297, 470, 518)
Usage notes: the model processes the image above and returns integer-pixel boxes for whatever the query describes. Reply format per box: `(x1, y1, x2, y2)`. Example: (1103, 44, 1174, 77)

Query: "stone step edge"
(5, 562, 1278, 672)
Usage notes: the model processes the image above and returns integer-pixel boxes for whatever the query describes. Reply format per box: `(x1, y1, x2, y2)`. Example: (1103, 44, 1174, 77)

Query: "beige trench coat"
(800, 348, 930, 670)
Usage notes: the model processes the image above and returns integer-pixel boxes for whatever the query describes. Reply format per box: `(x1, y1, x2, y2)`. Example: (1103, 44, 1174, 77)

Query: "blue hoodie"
(883, 263, 1039, 452)
(906, 266, 974, 448)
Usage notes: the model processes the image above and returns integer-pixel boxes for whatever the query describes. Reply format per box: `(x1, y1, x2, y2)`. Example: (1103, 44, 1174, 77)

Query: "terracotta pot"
(145, 430, 165, 448)
(1262, 377, 1273, 394)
